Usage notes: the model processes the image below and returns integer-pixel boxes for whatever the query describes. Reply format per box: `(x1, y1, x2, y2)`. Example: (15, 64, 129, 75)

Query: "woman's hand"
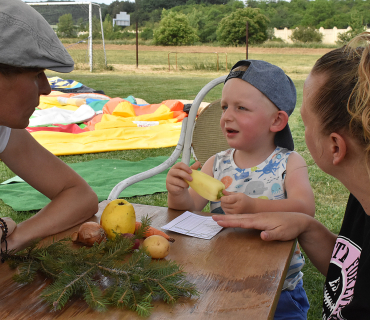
(213, 211, 308, 241)
(213, 211, 337, 275)
(220, 190, 255, 214)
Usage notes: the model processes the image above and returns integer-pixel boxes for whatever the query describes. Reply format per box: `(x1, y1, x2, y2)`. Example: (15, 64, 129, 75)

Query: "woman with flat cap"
(0, 0, 98, 256)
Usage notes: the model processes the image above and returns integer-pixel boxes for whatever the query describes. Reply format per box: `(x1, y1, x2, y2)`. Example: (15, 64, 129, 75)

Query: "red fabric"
(26, 124, 85, 134)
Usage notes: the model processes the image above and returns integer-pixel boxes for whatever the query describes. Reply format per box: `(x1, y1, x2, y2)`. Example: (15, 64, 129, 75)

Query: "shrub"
(140, 27, 154, 40)
(154, 10, 198, 46)
(57, 14, 77, 38)
(337, 12, 366, 45)
(290, 26, 323, 43)
(216, 8, 269, 46)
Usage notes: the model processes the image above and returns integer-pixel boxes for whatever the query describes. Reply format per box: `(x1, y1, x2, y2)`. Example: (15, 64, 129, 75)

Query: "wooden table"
(0, 201, 296, 320)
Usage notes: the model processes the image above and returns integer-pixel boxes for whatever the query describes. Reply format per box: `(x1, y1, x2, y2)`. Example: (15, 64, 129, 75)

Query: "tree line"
(53, 0, 370, 45)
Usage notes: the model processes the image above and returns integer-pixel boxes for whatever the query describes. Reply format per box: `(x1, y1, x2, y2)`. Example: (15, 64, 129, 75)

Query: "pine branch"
(3, 222, 199, 316)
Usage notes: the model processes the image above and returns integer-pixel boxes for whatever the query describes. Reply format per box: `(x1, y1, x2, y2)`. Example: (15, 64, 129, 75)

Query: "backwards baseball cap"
(0, 0, 74, 72)
(225, 60, 296, 150)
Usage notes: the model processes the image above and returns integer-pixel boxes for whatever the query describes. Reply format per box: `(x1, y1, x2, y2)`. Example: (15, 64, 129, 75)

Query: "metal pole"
(168, 52, 170, 71)
(226, 53, 228, 71)
(89, 2, 93, 72)
(246, 21, 249, 60)
(99, 6, 107, 68)
(136, 20, 138, 68)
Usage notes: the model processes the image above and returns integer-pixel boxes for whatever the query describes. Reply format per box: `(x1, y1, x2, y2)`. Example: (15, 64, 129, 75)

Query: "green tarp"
(0, 157, 185, 212)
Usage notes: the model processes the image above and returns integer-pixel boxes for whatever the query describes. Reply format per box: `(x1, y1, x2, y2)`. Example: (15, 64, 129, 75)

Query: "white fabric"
(0, 126, 11, 153)
(29, 104, 95, 127)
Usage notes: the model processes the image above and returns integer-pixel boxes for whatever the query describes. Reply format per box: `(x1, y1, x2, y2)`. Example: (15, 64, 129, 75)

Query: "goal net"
(28, 2, 107, 72)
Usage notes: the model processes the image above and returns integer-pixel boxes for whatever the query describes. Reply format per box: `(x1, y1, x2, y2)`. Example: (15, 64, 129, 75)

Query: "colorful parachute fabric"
(26, 77, 188, 156)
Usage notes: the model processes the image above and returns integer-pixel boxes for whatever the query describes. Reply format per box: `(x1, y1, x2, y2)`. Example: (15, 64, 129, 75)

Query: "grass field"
(0, 46, 348, 319)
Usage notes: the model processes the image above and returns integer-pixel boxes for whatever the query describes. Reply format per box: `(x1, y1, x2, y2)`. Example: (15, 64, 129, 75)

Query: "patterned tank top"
(211, 147, 305, 291)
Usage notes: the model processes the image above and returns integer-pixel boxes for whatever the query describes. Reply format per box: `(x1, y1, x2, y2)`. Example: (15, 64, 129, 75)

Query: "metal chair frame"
(108, 75, 227, 201)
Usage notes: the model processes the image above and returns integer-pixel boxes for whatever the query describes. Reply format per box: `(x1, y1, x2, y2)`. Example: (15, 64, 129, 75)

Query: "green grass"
(74, 49, 320, 74)
(0, 57, 348, 319)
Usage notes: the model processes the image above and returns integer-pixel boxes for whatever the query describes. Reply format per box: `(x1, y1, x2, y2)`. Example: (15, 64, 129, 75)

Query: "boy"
(166, 60, 315, 320)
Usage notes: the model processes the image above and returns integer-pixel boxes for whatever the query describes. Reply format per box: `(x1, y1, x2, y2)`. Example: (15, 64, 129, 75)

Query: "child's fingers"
(190, 161, 202, 170)
(172, 162, 193, 173)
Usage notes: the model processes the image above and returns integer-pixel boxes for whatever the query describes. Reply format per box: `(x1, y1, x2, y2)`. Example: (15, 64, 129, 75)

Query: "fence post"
(246, 21, 249, 59)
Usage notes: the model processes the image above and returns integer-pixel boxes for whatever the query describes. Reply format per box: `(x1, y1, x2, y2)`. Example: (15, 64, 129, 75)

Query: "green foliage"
(57, 14, 77, 38)
(4, 217, 198, 315)
(246, 0, 370, 30)
(216, 8, 269, 46)
(104, 0, 136, 18)
(154, 10, 199, 45)
(140, 27, 154, 40)
(103, 14, 122, 41)
(290, 26, 323, 43)
(168, 4, 234, 43)
(337, 12, 367, 45)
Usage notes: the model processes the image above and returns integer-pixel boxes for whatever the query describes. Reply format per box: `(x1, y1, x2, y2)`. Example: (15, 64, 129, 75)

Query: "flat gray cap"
(0, 0, 74, 72)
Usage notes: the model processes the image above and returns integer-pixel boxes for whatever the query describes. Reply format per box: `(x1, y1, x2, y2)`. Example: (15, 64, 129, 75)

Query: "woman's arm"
(213, 212, 337, 276)
(0, 217, 16, 240)
(1, 129, 98, 251)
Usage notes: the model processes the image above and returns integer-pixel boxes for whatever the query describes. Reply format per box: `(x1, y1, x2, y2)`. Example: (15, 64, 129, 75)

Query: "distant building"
(113, 12, 130, 27)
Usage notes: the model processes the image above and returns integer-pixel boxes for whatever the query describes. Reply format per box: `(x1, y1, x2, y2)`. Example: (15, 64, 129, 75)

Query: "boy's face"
(220, 78, 278, 152)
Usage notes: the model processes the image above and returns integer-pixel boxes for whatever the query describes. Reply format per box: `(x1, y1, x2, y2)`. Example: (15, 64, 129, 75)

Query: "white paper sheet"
(161, 211, 223, 240)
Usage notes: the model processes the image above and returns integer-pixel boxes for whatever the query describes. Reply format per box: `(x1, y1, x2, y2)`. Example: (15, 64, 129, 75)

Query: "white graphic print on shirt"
(323, 236, 361, 320)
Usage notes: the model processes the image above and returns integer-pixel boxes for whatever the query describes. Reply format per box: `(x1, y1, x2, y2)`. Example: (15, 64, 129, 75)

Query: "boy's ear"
(329, 133, 347, 165)
(270, 111, 289, 133)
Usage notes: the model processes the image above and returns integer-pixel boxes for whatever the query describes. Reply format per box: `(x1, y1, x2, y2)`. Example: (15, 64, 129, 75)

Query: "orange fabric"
(102, 97, 122, 114)
(102, 99, 187, 120)
(84, 114, 103, 131)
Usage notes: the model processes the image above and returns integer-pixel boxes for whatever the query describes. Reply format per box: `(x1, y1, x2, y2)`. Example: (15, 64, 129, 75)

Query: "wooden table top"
(0, 201, 295, 320)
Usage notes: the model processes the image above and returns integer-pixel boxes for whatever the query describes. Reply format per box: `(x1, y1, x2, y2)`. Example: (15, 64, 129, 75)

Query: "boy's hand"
(220, 190, 256, 214)
(166, 161, 201, 196)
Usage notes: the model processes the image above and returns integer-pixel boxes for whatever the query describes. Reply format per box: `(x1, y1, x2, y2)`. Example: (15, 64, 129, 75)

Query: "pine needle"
(3, 227, 198, 316)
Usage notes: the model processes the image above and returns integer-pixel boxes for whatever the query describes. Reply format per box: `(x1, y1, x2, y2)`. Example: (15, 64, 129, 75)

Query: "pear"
(100, 199, 136, 239)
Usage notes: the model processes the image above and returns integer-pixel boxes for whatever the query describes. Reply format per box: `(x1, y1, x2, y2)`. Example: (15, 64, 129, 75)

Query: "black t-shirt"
(322, 193, 370, 320)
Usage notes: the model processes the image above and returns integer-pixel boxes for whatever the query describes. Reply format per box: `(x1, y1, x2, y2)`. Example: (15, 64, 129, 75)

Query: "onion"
(71, 221, 107, 246)
(121, 233, 140, 250)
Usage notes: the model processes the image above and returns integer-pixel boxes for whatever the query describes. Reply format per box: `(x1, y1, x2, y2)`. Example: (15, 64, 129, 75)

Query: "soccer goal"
(28, 2, 107, 72)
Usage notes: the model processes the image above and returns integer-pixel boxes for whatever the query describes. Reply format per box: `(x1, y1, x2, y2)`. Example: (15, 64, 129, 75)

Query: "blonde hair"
(311, 32, 370, 156)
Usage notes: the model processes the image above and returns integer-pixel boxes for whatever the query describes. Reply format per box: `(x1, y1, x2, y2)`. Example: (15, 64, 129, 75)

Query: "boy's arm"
(269, 151, 315, 216)
(221, 152, 315, 216)
(167, 157, 214, 212)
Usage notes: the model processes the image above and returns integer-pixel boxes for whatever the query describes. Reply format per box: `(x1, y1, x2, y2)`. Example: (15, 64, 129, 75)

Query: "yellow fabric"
(95, 105, 177, 131)
(38, 96, 79, 111)
(30, 122, 182, 156)
(95, 117, 178, 130)
(112, 101, 136, 117)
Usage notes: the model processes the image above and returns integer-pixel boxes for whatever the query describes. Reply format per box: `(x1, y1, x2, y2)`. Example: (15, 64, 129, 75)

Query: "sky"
(23, 0, 134, 5)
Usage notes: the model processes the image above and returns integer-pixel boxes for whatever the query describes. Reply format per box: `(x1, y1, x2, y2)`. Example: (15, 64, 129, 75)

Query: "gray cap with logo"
(225, 60, 296, 151)
(0, 0, 74, 72)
